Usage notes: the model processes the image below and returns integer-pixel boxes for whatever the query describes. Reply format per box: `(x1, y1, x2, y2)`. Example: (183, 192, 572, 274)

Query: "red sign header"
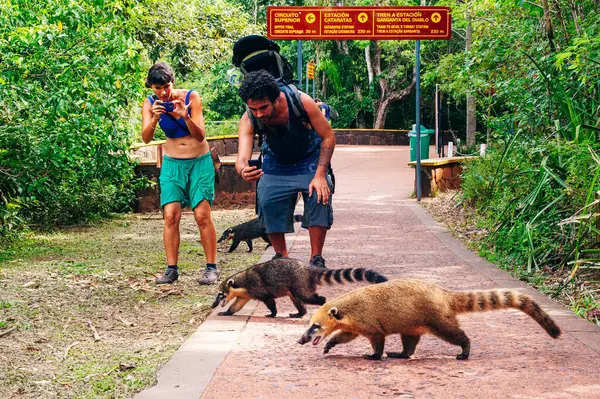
(267, 6, 451, 40)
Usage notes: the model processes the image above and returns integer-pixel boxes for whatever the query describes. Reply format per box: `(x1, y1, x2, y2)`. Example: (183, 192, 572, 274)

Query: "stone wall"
(334, 129, 409, 146)
(417, 164, 463, 197)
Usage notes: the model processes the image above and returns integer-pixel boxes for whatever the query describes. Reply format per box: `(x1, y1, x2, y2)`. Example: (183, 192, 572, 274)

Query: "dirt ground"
(420, 190, 600, 325)
(0, 207, 262, 399)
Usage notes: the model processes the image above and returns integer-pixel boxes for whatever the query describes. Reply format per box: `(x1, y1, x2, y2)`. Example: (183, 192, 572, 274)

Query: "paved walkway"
(137, 146, 600, 399)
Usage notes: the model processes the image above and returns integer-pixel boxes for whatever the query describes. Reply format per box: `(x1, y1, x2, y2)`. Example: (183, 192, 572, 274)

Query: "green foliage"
(136, 0, 255, 79)
(0, 0, 148, 232)
(461, 136, 600, 275)
(189, 62, 245, 121)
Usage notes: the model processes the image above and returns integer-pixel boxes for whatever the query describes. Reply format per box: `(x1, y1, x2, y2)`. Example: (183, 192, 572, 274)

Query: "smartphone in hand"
(248, 159, 261, 168)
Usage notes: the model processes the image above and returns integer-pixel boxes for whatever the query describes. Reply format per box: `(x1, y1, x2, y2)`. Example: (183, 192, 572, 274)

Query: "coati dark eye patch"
(308, 323, 321, 334)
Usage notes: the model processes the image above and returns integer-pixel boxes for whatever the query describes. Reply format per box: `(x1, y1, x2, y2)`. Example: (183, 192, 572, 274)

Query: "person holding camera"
(236, 70, 335, 269)
(141, 61, 219, 285)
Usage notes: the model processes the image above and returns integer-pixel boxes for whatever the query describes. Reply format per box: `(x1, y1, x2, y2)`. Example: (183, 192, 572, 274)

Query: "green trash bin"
(408, 124, 435, 162)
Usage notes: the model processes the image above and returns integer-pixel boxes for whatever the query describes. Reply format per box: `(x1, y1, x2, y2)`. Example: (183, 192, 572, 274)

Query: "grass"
(0, 208, 262, 398)
(420, 190, 600, 326)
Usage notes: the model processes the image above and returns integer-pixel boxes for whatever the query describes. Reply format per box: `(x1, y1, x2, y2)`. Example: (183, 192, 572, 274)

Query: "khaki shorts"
(257, 173, 333, 234)
(159, 153, 214, 209)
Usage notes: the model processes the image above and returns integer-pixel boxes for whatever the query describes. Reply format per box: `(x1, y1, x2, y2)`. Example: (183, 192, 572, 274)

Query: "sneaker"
(272, 253, 285, 260)
(199, 268, 220, 285)
(309, 255, 327, 269)
(155, 268, 179, 284)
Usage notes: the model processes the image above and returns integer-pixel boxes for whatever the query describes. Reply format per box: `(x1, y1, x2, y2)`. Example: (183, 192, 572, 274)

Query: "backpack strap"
(279, 82, 309, 124)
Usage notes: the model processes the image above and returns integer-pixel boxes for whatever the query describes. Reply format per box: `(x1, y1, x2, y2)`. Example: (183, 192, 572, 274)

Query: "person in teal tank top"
(235, 71, 336, 269)
(141, 62, 219, 285)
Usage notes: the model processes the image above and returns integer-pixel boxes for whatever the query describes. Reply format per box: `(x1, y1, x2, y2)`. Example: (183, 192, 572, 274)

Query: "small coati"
(211, 258, 388, 318)
(218, 217, 270, 253)
(298, 279, 561, 360)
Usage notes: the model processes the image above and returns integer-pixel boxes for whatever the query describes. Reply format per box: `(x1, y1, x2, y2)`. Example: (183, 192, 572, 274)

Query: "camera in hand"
(248, 159, 262, 169)
(162, 101, 175, 112)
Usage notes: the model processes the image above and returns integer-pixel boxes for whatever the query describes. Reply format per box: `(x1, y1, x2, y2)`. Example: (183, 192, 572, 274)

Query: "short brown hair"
(145, 62, 174, 88)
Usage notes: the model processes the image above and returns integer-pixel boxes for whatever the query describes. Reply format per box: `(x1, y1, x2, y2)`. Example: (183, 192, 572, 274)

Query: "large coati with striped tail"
(298, 279, 561, 360)
(211, 258, 388, 318)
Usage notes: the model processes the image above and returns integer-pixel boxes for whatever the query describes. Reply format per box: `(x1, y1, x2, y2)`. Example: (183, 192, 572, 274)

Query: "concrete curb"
(408, 202, 600, 354)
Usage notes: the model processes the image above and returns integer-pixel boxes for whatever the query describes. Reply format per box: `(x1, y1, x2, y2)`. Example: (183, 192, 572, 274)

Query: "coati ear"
(226, 279, 234, 287)
(328, 307, 343, 320)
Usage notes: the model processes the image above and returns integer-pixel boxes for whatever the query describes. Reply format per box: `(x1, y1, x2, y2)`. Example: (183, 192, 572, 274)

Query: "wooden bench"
(407, 156, 478, 197)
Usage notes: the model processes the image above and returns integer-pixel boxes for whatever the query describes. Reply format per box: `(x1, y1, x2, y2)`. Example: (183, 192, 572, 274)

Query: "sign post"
(306, 61, 315, 99)
(297, 40, 303, 91)
(268, 6, 451, 201)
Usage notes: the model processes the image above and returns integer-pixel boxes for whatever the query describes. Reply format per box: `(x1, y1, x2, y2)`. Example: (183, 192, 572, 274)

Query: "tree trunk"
(541, 0, 557, 50)
(465, 2, 476, 147)
(374, 97, 393, 129)
(365, 44, 374, 85)
(369, 40, 416, 129)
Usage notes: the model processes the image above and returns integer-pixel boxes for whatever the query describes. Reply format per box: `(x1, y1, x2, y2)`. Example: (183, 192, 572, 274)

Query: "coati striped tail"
(315, 268, 388, 285)
(449, 290, 561, 338)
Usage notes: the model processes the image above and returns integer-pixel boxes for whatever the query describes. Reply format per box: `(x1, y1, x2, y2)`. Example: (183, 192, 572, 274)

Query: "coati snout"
(298, 307, 342, 346)
(211, 279, 236, 309)
(217, 228, 234, 244)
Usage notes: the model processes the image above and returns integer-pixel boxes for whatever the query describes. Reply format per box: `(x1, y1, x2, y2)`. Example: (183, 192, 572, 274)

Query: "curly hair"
(238, 70, 280, 103)
(145, 62, 175, 88)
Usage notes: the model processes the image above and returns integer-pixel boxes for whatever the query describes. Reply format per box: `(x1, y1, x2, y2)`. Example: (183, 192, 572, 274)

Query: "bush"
(461, 135, 600, 273)
(0, 0, 147, 231)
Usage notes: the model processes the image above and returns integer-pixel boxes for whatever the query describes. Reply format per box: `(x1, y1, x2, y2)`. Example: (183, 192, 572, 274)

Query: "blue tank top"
(260, 92, 321, 176)
(320, 103, 331, 121)
(148, 90, 193, 139)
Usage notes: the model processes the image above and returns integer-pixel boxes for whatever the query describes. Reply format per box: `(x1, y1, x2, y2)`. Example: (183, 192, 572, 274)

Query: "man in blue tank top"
(236, 71, 336, 268)
(314, 98, 331, 123)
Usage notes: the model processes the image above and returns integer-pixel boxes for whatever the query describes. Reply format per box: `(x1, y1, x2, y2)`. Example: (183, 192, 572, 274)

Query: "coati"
(217, 217, 271, 253)
(298, 279, 561, 360)
(211, 258, 388, 318)
(218, 215, 304, 252)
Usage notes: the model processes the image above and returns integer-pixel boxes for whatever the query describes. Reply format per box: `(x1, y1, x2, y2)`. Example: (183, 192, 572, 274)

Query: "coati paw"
(456, 353, 469, 360)
(266, 313, 277, 318)
(364, 354, 383, 361)
(386, 352, 410, 359)
(288, 312, 305, 318)
(323, 342, 336, 354)
(217, 312, 232, 316)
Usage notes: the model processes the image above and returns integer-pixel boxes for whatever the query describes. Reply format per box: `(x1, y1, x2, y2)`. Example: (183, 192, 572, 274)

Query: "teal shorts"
(160, 153, 215, 209)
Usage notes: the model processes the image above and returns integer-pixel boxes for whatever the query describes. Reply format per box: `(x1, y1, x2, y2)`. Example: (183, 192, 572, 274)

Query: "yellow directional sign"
(305, 13, 316, 24)
(358, 12, 369, 23)
(307, 62, 315, 79)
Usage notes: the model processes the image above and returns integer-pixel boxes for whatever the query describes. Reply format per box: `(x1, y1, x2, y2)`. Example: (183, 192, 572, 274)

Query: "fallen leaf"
(23, 281, 39, 288)
(118, 316, 134, 327)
